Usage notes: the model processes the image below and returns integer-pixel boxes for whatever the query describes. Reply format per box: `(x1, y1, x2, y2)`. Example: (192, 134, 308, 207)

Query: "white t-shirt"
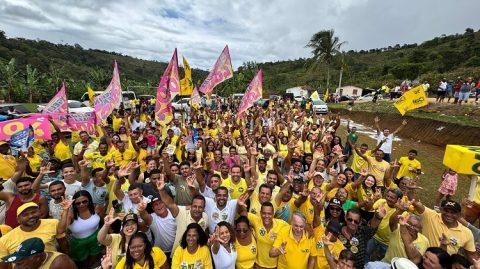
(48, 180, 82, 197)
(121, 194, 151, 214)
(200, 186, 216, 200)
(149, 210, 177, 253)
(205, 197, 237, 233)
(212, 243, 237, 269)
(376, 133, 394, 154)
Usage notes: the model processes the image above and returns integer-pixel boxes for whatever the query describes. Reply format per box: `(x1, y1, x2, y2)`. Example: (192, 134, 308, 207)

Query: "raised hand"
(238, 192, 250, 207)
(301, 183, 309, 197)
(374, 116, 380, 123)
(439, 233, 449, 247)
(39, 163, 55, 175)
(137, 200, 147, 213)
(106, 158, 115, 169)
(377, 202, 387, 218)
(278, 242, 287, 255)
(186, 175, 196, 188)
(78, 159, 88, 168)
(60, 197, 73, 210)
(101, 247, 113, 269)
(104, 208, 120, 225)
(322, 233, 333, 246)
(156, 174, 166, 191)
(398, 213, 410, 226)
(402, 119, 408, 126)
(243, 160, 251, 173)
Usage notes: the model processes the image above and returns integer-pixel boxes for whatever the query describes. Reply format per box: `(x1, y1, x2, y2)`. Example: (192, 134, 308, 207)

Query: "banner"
(198, 45, 233, 96)
(155, 49, 180, 125)
(324, 89, 329, 102)
(394, 85, 428, 115)
(88, 86, 95, 107)
(0, 115, 51, 140)
(68, 112, 97, 135)
(190, 87, 202, 109)
(238, 70, 263, 117)
(94, 61, 122, 123)
(43, 82, 68, 114)
(10, 125, 34, 152)
(310, 91, 320, 100)
(180, 56, 193, 96)
(443, 145, 480, 175)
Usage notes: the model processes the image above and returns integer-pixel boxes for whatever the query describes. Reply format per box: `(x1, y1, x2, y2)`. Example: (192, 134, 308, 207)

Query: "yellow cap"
(16, 202, 39, 217)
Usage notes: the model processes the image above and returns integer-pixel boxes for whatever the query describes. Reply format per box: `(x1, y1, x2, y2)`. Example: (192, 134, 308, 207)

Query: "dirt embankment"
(332, 109, 480, 147)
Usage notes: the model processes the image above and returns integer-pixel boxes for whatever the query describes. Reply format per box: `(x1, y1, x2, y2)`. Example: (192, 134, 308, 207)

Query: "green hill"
(1, 28, 479, 102)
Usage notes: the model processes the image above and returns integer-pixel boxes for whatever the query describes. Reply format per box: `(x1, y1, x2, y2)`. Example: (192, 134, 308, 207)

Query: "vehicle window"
(123, 93, 135, 101)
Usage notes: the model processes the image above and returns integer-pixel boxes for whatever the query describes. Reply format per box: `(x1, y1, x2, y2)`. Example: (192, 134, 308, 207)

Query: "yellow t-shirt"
(0, 153, 16, 180)
(137, 148, 148, 173)
(54, 140, 72, 161)
(235, 236, 257, 269)
(314, 225, 345, 269)
(84, 151, 113, 169)
(419, 207, 476, 254)
(0, 219, 65, 258)
(273, 226, 317, 269)
(382, 225, 430, 263)
(31, 139, 47, 156)
(112, 149, 137, 167)
(278, 143, 288, 158)
(351, 150, 371, 173)
(248, 213, 287, 268)
(108, 234, 126, 268)
(221, 178, 248, 199)
(172, 245, 213, 269)
(397, 156, 421, 179)
(112, 116, 122, 132)
(297, 198, 317, 225)
(372, 199, 400, 244)
(367, 156, 390, 187)
(116, 246, 167, 269)
(71, 131, 80, 143)
(27, 154, 43, 173)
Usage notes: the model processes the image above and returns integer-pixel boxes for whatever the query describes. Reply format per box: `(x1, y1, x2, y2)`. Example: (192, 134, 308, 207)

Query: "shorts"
(69, 230, 103, 261)
(437, 91, 446, 97)
(459, 92, 470, 101)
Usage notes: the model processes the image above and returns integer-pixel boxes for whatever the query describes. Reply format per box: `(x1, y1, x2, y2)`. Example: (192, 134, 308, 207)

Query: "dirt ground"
(337, 121, 471, 209)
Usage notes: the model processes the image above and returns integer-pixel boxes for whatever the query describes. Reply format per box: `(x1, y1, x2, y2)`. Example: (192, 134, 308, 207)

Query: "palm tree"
(305, 29, 346, 91)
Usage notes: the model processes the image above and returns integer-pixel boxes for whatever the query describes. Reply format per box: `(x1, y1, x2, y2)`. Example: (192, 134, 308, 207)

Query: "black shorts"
(437, 91, 446, 97)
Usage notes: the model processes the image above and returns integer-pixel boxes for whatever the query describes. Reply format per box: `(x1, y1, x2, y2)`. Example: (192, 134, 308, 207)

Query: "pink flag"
(199, 45, 233, 96)
(68, 112, 97, 135)
(238, 70, 263, 117)
(0, 115, 52, 140)
(155, 49, 180, 125)
(43, 82, 68, 114)
(190, 87, 202, 109)
(94, 61, 122, 123)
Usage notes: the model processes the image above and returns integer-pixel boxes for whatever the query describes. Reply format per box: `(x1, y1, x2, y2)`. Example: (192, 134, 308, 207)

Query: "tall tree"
(0, 58, 19, 102)
(25, 64, 41, 103)
(305, 29, 345, 90)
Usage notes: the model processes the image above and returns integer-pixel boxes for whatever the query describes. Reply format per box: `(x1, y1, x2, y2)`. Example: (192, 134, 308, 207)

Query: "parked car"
(254, 99, 269, 108)
(232, 93, 244, 100)
(172, 98, 191, 112)
(357, 93, 382, 101)
(37, 100, 94, 113)
(339, 95, 356, 102)
(312, 100, 328, 114)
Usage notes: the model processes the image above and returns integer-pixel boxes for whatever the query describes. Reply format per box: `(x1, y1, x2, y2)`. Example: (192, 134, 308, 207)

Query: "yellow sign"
(443, 145, 480, 175)
(310, 91, 320, 100)
(393, 85, 428, 115)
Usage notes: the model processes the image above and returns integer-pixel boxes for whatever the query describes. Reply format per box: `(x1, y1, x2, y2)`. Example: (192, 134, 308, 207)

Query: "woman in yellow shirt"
(234, 216, 257, 269)
(172, 223, 212, 269)
(116, 232, 169, 269)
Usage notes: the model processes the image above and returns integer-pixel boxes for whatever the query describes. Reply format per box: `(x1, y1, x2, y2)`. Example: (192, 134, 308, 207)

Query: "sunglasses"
(330, 206, 342, 212)
(75, 200, 89, 206)
(346, 218, 360, 225)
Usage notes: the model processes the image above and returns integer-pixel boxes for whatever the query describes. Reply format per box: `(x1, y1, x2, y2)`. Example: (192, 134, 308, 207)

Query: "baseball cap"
(293, 176, 304, 183)
(326, 219, 342, 235)
(16, 202, 39, 217)
(2, 237, 45, 263)
(441, 200, 461, 213)
(313, 172, 323, 177)
(391, 257, 419, 269)
(0, 141, 9, 146)
(122, 213, 139, 226)
(329, 198, 343, 208)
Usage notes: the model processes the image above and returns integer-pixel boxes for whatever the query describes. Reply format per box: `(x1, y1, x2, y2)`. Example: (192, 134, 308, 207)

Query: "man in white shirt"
(374, 116, 407, 162)
(113, 181, 150, 214)
(204, 186, 243, 233)
(138, 196, 177, 257)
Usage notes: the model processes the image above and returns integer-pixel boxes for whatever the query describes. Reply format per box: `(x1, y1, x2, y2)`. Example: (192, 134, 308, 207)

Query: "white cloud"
(0, 0, 479, 70)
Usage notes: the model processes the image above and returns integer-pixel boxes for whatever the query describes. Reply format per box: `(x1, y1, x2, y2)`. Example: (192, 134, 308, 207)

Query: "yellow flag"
(393, 85, 428, 115)
(310, 91, 320, 100)
(87, 86, 95, 107)
(324, 88, 329, 101)
(180, 56, 193, 95)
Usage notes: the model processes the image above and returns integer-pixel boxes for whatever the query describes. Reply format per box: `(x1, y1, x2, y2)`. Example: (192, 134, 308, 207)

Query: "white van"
(80, 91, 137, 110)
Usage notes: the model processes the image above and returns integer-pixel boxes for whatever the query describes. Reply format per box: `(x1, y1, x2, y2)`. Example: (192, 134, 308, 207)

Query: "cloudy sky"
(1, 0, 479, 70)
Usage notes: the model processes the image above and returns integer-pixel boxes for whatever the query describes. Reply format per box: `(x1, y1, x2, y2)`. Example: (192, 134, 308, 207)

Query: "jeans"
(366, 238, 388, 261)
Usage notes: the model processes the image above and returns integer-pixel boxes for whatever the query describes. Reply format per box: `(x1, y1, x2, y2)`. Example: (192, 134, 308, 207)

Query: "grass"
(328, 99, 480, 127)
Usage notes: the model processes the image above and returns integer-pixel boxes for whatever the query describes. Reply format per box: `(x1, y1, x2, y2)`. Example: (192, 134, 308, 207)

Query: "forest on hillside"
(1, 28, 479, 102)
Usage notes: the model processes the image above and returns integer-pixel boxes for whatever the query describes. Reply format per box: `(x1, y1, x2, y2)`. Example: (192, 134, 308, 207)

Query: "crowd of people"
(0, 96, 479, 269)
